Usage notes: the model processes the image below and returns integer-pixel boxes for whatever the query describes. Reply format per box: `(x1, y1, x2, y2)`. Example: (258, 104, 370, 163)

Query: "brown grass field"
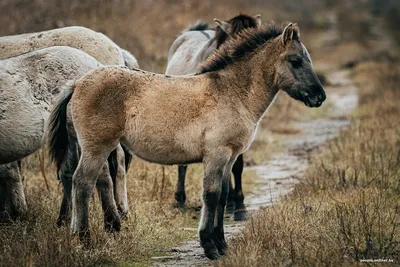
(0, 0, 399, 266)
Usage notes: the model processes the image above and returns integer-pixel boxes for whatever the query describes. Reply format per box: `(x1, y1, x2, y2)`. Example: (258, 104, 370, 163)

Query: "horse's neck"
(212, 54, 279, 122)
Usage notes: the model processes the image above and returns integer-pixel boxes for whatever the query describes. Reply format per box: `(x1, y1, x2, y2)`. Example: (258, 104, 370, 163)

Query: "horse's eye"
(290, 59, 302, 69)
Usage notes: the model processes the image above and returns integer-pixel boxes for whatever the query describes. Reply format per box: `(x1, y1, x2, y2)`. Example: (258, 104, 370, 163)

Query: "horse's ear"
(254, 14, 262, 26)
(282, 23, 300, 46)
(214, 18, 232, 34)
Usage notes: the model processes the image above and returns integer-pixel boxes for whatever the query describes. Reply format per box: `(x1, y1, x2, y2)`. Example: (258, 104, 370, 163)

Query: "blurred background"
(0, 1, 399, 266)
(1, 0, 398, 72)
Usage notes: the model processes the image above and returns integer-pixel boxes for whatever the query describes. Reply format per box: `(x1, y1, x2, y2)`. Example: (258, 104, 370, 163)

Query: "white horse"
(0, 47, 126, 227)
(166, 14, 261, 221)
(0, 26, 138, 69)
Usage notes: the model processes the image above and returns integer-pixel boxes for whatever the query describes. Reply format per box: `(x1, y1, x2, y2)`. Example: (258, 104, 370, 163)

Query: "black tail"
(121, 143, 133, 172)
(108, 144, 132, 188)
(108, 149, 119, 187)
(47, 81, 74, 172)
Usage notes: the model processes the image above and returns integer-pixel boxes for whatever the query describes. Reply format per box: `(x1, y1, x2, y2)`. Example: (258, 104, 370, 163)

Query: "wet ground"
(152, 69, 358, 267)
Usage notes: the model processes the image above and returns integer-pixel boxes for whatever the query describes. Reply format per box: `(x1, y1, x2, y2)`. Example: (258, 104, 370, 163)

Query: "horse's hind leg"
(0, 169, 11, 222)
(0, 162, 27, 220)
(113, 144, 129, 218)
(232, 154, 248, 221)
(199, 148, 232, 260)
(71, 146, 116, 242)
(174, 165, 187, 208)
(97, 162, 121, 232)
(57, 143, 79, 227)
(225, 178, 235, 215)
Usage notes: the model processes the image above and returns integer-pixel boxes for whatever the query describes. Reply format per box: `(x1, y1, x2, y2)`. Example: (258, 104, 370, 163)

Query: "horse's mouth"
(303, 96, 323, 108)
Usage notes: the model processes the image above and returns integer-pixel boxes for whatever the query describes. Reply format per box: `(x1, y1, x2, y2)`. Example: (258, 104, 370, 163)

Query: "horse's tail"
(121, 143, 133, 172)
(47, 81, 74, 172)
(108, 149, 118, 187)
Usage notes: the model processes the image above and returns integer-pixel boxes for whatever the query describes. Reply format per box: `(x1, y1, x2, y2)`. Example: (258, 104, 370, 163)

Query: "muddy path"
(152, 69, 358, 267)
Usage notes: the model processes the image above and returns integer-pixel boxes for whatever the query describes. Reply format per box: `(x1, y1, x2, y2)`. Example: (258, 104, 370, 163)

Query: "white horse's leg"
(113, 144, 129, 218)
(96, 163, 121, 232)
(0, 162, 27, 220)
(199, 147, 232, 260)
(71, 148, 111, 242)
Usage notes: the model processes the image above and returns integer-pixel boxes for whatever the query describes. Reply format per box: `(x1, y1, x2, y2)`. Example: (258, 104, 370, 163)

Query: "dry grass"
(1, 1, 397, 266)
(217, 63, 400, 266)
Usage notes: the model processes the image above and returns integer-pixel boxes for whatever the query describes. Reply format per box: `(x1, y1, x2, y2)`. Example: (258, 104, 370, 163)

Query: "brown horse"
(47, 22, 325, 260)
(166, 14, 262, 221)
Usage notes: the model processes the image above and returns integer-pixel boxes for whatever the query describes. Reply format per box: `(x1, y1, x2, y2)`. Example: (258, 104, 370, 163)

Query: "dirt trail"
(152, 69, 358, 267)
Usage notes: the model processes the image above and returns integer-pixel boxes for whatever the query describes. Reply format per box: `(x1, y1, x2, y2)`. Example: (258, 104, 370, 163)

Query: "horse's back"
(0, 26, 124, 66)
(0, 46, 101, 163)
(166, 30, 216, 75)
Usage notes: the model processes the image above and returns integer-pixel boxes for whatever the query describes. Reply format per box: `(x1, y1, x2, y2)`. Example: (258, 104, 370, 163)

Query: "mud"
(152, 69, 358, 267)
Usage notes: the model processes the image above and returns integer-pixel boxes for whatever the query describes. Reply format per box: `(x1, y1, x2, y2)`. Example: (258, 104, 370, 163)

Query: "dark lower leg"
(174, 165, 187, 208)
(199, 191, 221, 259)
(97, 165, 121, 233)
(213, 177, 229, 255)
(232, 154, 248, 221)
(0, 178, 11, 222)
(57, 170, 73, 226)
(57, 145, 79, 227)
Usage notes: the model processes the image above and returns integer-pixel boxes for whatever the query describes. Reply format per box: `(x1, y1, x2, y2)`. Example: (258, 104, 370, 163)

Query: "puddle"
(152, 70, 358, 267)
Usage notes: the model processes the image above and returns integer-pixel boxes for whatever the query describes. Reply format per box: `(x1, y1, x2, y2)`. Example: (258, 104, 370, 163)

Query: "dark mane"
(200, 23, 284, 74)
(213, 14, 258, 48)
(185, 22, 210, 32)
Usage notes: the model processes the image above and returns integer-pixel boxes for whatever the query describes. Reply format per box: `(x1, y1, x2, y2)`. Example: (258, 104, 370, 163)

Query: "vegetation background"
(0, 0, 399, 266)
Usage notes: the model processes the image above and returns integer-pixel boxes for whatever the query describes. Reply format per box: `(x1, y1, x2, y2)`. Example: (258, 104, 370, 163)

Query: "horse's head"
(213, 14, 262, 48)
(274, 23, 326, 107)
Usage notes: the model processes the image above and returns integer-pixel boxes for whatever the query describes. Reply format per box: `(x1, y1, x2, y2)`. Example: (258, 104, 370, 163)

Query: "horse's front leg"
(213, 159, 235, 256)
(232, 154, 248, 221)
(199, 148, 231, 260)
(0, 162, 27, 220)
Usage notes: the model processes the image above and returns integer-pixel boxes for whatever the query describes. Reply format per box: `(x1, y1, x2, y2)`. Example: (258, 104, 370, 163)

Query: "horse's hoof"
(104, 217, 121, 233)
(56, 216, 70, 228)
(234, 210, 248, 221)
(78, 231, 93, 249)
(225, 201, 235, 215)
(173, 202, 185, 209)
(205, 249, 222, 260)
(0, 211, 13, 224)
(215, 242, 227, 256)
(118, 209, 129, 220)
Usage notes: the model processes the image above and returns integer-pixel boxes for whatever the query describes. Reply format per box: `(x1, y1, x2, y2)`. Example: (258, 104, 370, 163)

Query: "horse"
(166, 13, 261, 221)
(0, 46, 128, 228)
(0, 26, 137, 224)
(47, 22, 326, 259)
(0, 26, 138, 69)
